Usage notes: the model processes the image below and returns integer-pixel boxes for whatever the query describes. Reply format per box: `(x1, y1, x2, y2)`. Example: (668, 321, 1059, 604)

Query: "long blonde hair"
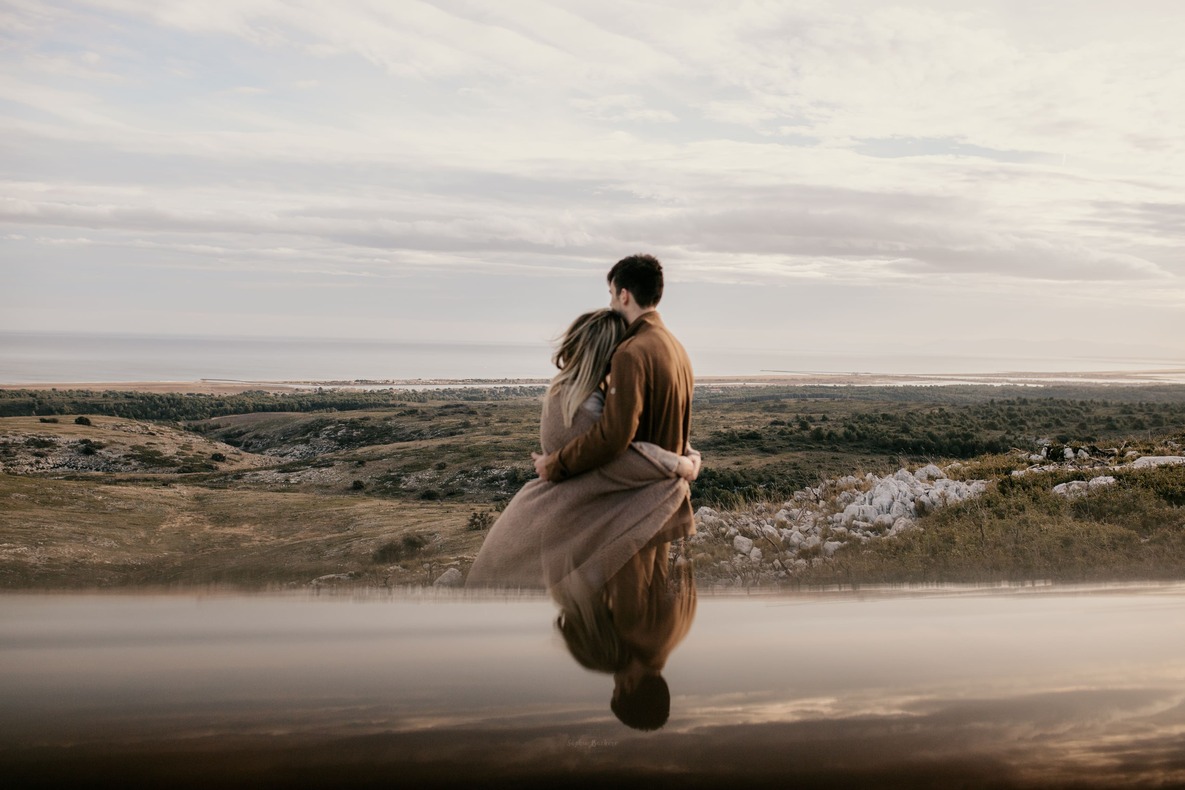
(549, 309, 627, 427)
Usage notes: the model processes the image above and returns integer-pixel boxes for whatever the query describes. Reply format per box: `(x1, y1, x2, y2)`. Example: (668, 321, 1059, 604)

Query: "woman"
(465, 309, 699, 592)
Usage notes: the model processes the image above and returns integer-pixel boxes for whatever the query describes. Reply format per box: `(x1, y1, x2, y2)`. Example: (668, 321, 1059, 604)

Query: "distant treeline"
(0, 387, 547, 421)
(698, 396, 1185, 460)
(694, 383, 1185, 406)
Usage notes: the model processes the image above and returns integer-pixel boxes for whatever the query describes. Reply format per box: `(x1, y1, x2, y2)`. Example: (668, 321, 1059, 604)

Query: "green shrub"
(371, 533, 429, 563)
(467, 509, 496, 531)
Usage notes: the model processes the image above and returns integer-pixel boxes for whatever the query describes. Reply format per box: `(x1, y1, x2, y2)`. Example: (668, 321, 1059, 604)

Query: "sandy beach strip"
(3, 369, 1185, 394)
(0, 380, 308, 395)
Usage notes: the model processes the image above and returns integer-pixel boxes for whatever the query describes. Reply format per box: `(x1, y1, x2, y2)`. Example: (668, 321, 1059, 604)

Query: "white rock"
(871, 492, 895, 514)
(1088, 475, 1117, 489)
(1076, 449, 1090, 460)
(761, 524, 780, 541)
(694, 506, 721, 526)
(733, 535, 755, 555)
(872, 513, 895, 531)
(749, 547, 763, 562)
(1132, 456, 1185, 469)
(915, 464, 945, 481)
(843, 504, 877, 523)
(1064, 447, 1075, 461)
(822, 540, 844, 557)
(1052, 481, 1089, 498)
(433, 568, 464, 587)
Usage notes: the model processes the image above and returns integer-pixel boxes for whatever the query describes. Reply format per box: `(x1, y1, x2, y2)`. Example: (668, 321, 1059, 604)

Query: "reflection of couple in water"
(467, 254, 699, 730)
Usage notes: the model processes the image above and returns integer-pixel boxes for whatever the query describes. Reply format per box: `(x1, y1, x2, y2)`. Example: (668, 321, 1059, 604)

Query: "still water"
(3, 587, 1185, 788)
(4, 331, 1183, 383)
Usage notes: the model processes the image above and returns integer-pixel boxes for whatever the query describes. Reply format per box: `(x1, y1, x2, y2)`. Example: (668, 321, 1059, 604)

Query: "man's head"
(607, 254, 663, 318)
(611, 670, 670, 731)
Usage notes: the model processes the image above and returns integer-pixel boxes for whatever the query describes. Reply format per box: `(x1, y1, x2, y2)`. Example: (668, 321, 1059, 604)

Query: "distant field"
(1, 383, 1183, 588)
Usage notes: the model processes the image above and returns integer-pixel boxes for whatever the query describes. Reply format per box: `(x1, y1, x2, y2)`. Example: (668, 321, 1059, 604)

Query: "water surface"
(4, 331, 1182, 383)
(3, 586, 1185, 788)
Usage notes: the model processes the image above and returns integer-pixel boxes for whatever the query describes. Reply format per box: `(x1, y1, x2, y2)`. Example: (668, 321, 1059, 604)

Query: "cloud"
(1, 1, 1182, 351)
(570, 94, 678, 124)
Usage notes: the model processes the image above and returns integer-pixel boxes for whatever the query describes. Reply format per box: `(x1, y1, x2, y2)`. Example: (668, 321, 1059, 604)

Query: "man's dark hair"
(607, 253, 663, 308)
(610, 674, 670, 731)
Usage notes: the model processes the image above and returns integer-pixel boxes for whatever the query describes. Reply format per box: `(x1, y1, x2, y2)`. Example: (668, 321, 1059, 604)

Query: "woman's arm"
(631, 441, 701, 481)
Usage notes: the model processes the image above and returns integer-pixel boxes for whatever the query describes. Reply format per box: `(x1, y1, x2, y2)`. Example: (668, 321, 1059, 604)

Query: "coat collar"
(622, 310, 663, 342)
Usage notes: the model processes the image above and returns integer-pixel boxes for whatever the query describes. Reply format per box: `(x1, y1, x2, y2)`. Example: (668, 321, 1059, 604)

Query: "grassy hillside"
(1, 383, 1183, 588)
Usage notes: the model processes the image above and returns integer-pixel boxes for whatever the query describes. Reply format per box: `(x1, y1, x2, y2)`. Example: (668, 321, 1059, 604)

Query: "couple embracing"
(467, 254, 699, 729)
(467, 253, 700, 592)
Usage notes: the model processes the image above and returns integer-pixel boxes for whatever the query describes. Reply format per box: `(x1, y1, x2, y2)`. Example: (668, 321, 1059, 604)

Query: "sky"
(2, 0, 1183, 372)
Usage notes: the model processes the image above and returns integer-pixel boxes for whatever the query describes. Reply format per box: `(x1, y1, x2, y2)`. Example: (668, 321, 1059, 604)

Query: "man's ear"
(617, 287, 632, 307)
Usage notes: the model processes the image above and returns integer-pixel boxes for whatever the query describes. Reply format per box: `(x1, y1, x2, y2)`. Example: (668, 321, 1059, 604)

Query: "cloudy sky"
(2, 0, 1183, 372)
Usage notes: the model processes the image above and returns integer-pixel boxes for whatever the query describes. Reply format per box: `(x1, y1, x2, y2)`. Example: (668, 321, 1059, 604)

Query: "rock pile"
(1011, 444, 1185, 485)
(690, 442, 1185, 585)
(692, 463, 988, 585)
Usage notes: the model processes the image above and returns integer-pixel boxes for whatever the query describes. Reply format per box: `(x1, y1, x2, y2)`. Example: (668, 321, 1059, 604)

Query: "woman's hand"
(532, 451, 552, 481)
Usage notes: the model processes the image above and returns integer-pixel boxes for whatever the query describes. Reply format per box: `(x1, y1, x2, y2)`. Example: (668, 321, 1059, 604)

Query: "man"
(533, 253, 699, 730)
(532, 253, 699, 498)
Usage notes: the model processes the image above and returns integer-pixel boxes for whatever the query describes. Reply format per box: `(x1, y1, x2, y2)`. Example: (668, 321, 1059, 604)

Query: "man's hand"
(532, 451, 552, 481)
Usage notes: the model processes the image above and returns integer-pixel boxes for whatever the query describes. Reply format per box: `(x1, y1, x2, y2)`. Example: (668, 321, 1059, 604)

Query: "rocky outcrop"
(691, 462, 988, 585)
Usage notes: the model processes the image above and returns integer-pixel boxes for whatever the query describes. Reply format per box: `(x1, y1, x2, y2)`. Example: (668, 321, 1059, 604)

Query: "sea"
(1, 331, 1183, 385)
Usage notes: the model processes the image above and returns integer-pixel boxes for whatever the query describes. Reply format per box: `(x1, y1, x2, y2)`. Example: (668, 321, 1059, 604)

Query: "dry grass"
(0, 472, 485, 588)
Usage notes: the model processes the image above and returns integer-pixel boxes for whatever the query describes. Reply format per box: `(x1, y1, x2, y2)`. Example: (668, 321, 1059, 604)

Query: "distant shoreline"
(3, 368, 1185, 394)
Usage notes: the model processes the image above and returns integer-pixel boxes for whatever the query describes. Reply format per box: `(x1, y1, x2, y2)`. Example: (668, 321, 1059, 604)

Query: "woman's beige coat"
(466, 389, 692, 591)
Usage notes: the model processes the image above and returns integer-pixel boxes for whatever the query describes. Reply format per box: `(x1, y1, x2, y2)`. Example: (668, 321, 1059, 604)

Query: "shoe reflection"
(555, 539, 696, 731)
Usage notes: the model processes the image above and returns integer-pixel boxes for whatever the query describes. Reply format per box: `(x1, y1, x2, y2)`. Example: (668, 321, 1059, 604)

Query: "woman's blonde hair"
(549, 309, 627, 427)
(554, 580, 630, 674)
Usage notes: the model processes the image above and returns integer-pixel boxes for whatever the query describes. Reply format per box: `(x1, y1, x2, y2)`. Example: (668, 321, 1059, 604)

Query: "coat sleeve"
(544, 345, 645, 481)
